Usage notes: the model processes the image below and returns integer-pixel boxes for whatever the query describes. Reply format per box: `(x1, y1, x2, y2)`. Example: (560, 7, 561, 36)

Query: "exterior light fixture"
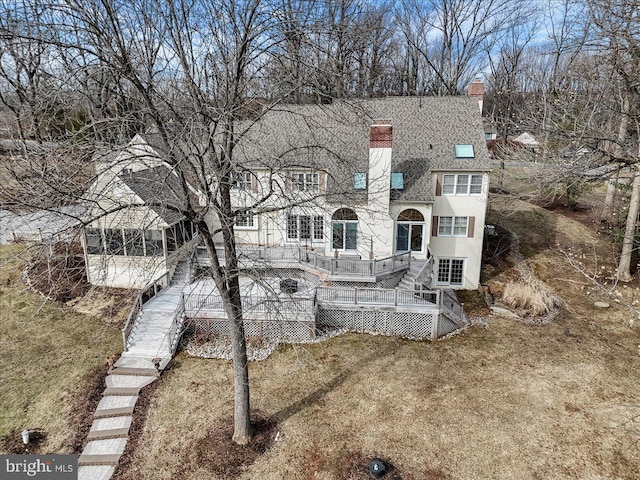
(368, 459, 386, 478)
(21, 429, 29, 444)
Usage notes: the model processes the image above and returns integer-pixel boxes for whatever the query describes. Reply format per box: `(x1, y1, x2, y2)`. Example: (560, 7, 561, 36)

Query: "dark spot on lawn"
(1, 428, 47, 454)
(183, 411, 278, 479)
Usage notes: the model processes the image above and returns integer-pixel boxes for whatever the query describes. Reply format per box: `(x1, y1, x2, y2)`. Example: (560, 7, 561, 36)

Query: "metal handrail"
(438, 290, 466, 326)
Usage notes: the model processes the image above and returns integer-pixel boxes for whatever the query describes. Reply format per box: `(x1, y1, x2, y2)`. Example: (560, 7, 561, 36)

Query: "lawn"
(114, 197, 640, 479)
(0, 244, 122, 453)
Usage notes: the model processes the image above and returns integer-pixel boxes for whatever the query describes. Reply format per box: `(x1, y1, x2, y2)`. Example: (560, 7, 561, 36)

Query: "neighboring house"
(513, 132, 541, 152)
(82, 95, 490, 292)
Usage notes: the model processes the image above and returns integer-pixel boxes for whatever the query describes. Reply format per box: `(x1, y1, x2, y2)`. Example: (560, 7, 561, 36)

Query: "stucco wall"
(429, 171, 489, 289)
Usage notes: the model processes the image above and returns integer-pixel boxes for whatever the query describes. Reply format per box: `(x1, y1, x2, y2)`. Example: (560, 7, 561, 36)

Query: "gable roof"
(513, 132, 540, 146)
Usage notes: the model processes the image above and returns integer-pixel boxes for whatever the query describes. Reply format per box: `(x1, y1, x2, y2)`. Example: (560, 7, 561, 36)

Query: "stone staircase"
(77, 363, 160, 479)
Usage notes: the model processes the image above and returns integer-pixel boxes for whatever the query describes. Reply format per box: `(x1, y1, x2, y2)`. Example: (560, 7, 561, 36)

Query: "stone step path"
(77, 364, 161, 480)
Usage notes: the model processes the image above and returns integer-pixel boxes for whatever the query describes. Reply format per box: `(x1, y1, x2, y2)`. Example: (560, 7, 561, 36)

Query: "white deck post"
(431, 311, 439, 339)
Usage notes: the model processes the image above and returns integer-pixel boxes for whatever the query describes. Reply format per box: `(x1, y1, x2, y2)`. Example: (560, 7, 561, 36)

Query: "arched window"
(396, 209, 425, 253)
(332, 208, 358, 250)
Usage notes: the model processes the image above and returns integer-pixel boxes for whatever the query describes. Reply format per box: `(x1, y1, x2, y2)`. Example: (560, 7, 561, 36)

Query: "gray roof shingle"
(119, 166, 186, 225)
(233, 96, 490, 203)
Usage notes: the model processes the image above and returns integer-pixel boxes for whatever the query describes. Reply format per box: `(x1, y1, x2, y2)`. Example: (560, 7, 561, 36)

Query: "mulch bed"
(25, 241, 91, 302)
(64, 363, 110, 454)
(185, 411, 277, 479)
(1, 428, 47, 454)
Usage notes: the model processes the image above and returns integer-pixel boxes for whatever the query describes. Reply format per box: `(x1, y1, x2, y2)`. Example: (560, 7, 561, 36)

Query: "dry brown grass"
(502, 281, 559, 316)
(0, 244, 121, 453)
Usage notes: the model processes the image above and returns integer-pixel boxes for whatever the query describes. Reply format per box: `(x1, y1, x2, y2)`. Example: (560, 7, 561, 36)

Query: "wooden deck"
(195, 245, 411, 282)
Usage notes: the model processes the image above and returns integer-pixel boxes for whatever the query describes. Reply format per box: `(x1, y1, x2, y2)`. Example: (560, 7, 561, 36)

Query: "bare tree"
(396, 0, 525, 95)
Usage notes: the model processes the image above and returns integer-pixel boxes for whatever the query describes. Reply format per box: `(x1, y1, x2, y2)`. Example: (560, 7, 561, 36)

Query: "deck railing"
(121, 270, 171, 352)
(195, 244, 412, 279)
(299, 249, 411, 277)
(316, 286, 439, 307)
(414, 256, 434, 290)
(167, 294, 186, 356)
(439, 289, 465, 325)
(184, 292, 315, 317)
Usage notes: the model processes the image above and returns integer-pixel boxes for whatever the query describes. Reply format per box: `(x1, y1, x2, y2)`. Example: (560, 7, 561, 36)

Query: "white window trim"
(291, 172, 320, 193)
(442, 174, 483, 196)
(286, 214, 324, 242)
(331, 220, 358, 251)
(232, 171, 253, 191)
(396, 221, 425, 253)
(437, 216, 468, 237)
(235, 213, 258, 230)
(436, 258, 465, 286)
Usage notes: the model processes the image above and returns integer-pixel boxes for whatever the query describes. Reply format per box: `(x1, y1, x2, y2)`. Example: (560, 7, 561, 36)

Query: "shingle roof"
(233, 96, 491, 203)
(119, 166, 186, 225)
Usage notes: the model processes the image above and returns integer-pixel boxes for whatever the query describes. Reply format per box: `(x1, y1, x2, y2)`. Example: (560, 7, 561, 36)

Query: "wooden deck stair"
(397, 260, 427, 290)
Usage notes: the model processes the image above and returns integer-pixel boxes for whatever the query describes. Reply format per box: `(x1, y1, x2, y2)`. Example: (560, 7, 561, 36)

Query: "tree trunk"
(198, 215, 252, 445)
(617, 169, 640, 282)
(603, 176, 618, 222)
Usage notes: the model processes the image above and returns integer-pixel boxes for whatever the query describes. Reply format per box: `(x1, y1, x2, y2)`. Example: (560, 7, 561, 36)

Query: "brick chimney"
(468, 79, 484, 114)
(370, 119, 392, 148)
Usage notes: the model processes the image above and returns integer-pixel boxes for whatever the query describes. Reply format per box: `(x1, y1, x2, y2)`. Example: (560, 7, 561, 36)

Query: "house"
(81, 93, 490, 347)
(513, 132, 541, 153)
(83, 96, 490, 291)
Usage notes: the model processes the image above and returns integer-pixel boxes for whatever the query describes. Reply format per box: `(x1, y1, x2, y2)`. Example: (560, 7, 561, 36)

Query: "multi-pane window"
(437, 258, 464, 286)
(287, 215, 323, 241)
(470, 175, 483, 194)
(236, 213, 255, 228)
(291, 173, 319, 192)
(437, 216, 468, 236)
(313, 216, 324, 239)
(85, 228, 103, 254)
(442, 174, 483, 195)
(233, 171, 252, 191)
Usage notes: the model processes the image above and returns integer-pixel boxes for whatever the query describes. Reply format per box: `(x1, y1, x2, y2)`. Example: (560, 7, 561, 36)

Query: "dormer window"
(354, 172, 367, 190)
(455, 144, 475, 158)
(391, 172, 404, 190)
